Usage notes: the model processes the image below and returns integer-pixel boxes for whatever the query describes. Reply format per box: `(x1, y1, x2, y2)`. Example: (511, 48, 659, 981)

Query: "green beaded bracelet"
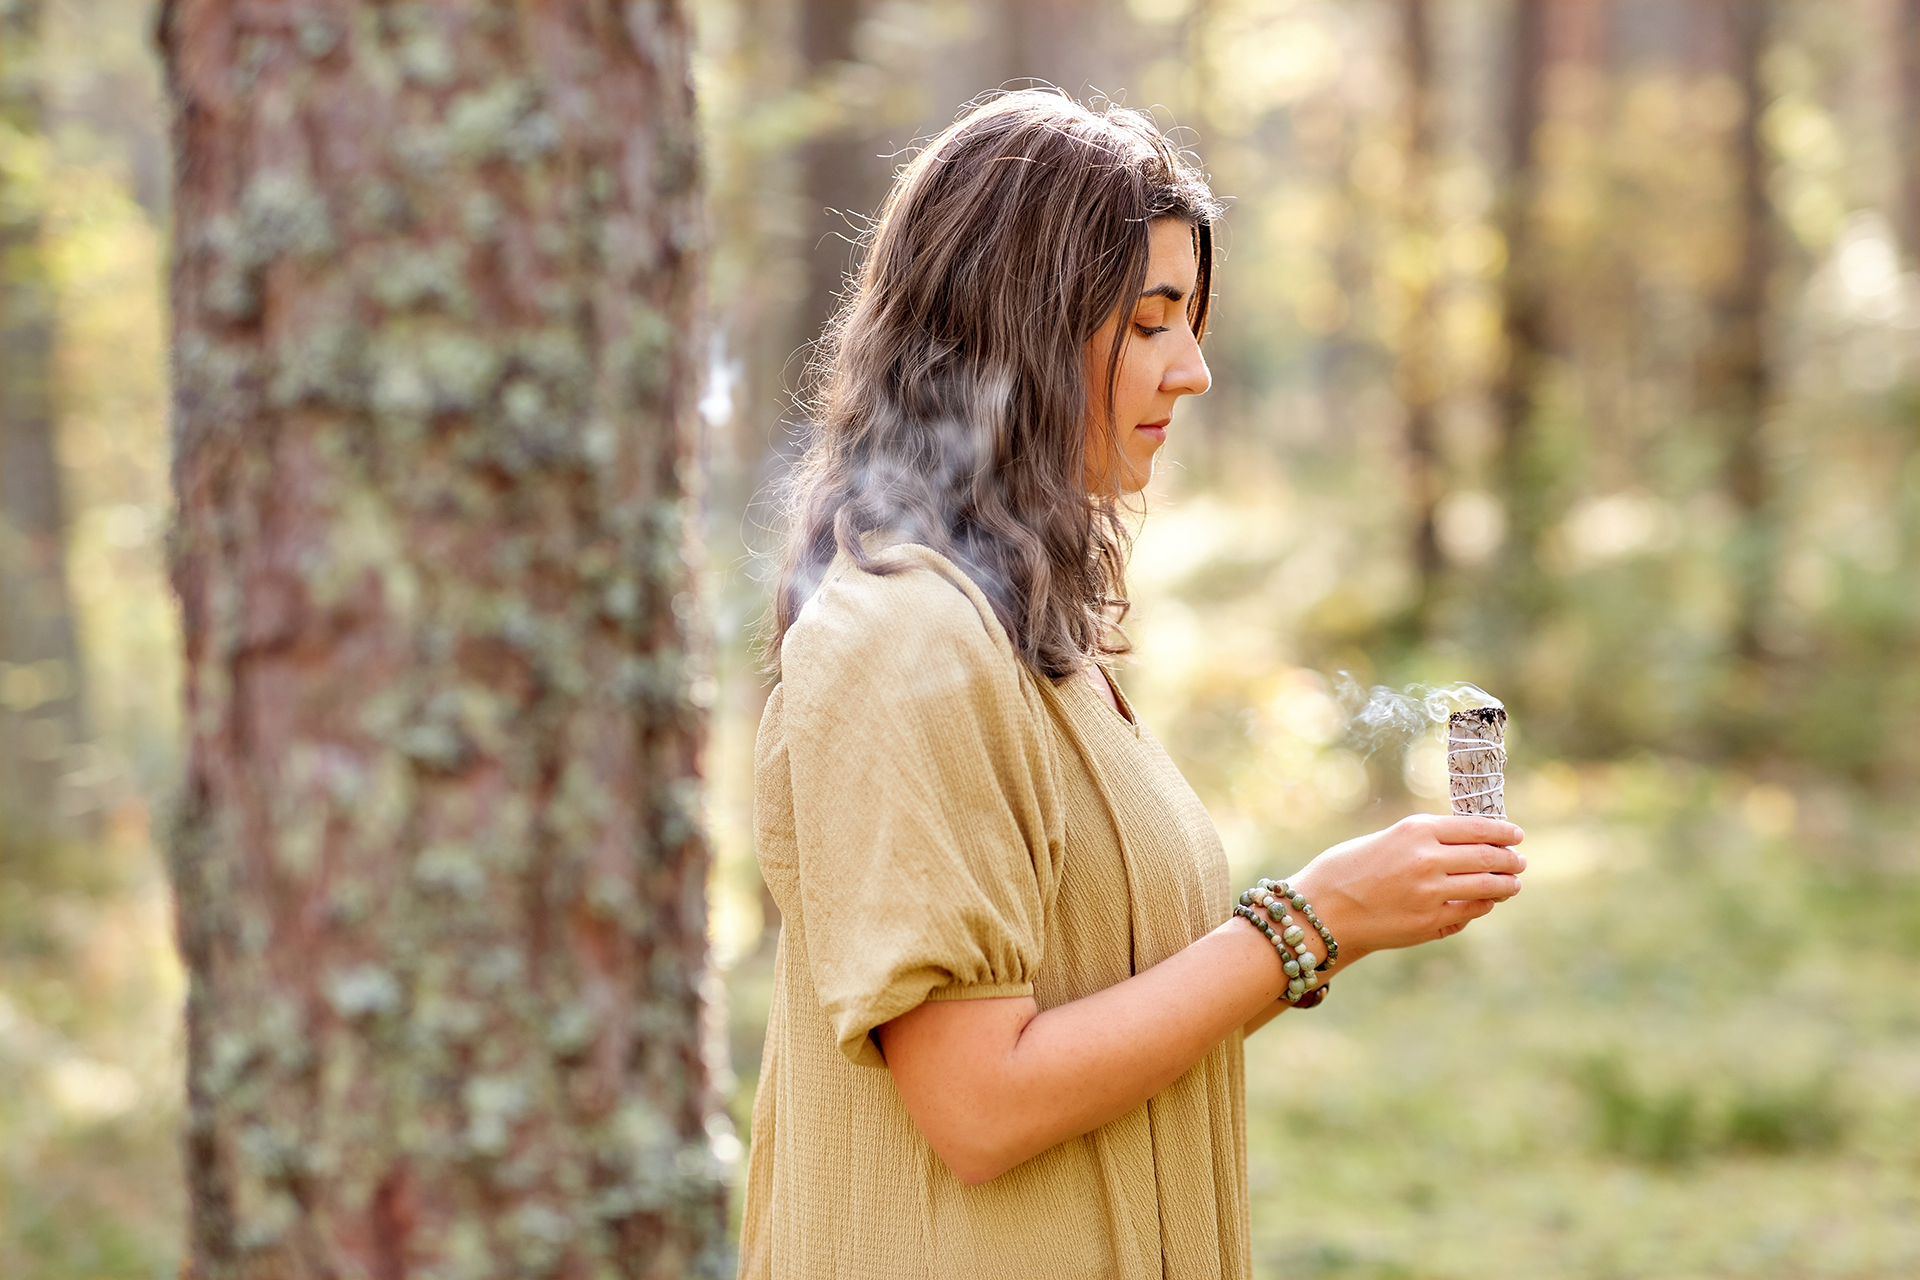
(1236, 876, 1342, 1005)
(1232, 903, 1328, 1005)
(1244, 878, 1339, 970)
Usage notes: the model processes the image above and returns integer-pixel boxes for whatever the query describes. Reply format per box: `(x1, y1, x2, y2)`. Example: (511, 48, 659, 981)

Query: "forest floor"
(723, 756, 1920, 1280)
(1231, 764, 1920, 1280)
(3, 759, 1915, 1279)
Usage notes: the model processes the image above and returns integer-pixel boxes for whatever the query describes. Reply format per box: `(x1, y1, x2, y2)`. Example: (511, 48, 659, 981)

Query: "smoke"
(1334, 672, 1504, 758)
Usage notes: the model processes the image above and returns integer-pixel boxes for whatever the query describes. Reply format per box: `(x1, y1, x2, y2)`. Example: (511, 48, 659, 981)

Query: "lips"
(1136, 420, 1169, 442)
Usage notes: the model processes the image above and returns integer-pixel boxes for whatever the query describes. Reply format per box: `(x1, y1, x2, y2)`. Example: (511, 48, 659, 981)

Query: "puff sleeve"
(778, 549, 1063, 1068)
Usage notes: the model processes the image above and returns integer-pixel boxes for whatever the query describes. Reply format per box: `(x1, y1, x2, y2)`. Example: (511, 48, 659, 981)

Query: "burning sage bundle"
(1447, 706, 1507, 817)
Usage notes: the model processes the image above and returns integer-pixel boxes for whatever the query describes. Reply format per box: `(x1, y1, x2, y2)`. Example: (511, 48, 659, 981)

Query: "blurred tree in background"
(0, 0, 88, 843)
(696, 0, 1920, 1273)
(2, 0, 185, 1271)
(156, 0, 727, 1274)
(5, 0, 1920, 1277)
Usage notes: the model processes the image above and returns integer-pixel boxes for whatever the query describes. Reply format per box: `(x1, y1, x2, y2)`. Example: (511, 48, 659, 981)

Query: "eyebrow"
(1140, 283, 1185, 303)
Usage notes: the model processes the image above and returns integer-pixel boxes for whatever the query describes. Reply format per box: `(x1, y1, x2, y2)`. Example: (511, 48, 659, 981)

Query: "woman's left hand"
(1285, 813, 1527, 966)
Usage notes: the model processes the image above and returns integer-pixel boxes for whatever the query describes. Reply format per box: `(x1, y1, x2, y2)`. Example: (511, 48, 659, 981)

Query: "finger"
(1435, 841, 1528, 875)
(1437, 871, 1523, 902)
(1431, 815, 1524, 846)
(1435, 898, 1495, 936)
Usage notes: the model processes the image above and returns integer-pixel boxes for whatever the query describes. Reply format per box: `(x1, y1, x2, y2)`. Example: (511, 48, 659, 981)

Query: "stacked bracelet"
(1255, 878, 1339, 970)
(1235, 877, 1340, 1006)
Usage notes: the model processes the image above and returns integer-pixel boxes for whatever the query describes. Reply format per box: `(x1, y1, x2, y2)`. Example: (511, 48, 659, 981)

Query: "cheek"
(1116, 358, 1159, 421)
(1083, 347, 1109, 415)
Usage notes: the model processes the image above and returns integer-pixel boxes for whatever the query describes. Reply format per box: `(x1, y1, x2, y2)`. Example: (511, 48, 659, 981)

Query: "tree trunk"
(1491, 0, 1548, 614)
(797, 0, 876, 358)
(0, 0, 89, 844)
(761, 0, 879, 955)
(158, 2, 727, 1275)
(1900, 0, 1920, 260)
(996, 0, 1098, 93)
(1705, 0, 1774, 662)
(1397, 0, 1444, 633)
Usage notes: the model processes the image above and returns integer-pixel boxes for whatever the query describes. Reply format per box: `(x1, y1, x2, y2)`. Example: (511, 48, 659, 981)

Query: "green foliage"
(1576, 1056, 1706, 1166)
(0, 810, 184, 1280)
(1216, 764, 1920, 1278)
(1722, 1077, 1846, 1156)
(1569, 1055, 1844, 1166)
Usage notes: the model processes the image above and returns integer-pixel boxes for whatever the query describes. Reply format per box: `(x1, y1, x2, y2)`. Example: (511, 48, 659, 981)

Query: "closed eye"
(1134, 323, 1170, 337)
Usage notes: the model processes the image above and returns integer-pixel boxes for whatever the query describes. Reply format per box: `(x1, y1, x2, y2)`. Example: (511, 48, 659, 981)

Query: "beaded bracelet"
(1253, 878, 1339, 971)
(1233, 904, 1326, 1004)
(1235, 877, 1340, 1006)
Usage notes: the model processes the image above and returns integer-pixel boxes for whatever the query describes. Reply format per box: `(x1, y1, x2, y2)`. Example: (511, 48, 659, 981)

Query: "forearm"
(882, 914, 1293, 1183)
(1243, 943, 1370, 1038)
(882, 815, 1524, 1184)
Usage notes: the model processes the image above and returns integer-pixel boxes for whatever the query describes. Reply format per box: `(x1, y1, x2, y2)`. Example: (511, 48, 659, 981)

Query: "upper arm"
(876, 993, 1040, 1185)
(780, 561, 1061, 1068)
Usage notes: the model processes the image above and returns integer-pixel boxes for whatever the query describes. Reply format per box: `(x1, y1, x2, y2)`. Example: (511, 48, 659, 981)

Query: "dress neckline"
(1065, 664, 1140, 735)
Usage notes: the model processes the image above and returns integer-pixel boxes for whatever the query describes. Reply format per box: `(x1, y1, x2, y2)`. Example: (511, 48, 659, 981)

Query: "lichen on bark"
(158, 2, 727, 1275)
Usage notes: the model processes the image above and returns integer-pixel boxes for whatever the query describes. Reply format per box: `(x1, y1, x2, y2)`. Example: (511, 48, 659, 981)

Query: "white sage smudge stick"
(1448, 706, 1507, 817)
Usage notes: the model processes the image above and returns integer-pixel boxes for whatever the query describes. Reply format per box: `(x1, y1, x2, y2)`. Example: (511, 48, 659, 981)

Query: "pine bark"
(1397, 0, 1443, 631)
(158, 2, 726, 1276)
(796, 0, 877, 353)
(1491, 0, 1548, 607)
(996, 0, 1098, 92)
(1705, 0, 1775, 662)
(1901, 0, 1920, 260)
(0, 0, 89, 842)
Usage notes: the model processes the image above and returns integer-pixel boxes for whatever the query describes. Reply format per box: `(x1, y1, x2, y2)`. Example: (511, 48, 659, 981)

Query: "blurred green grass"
(10, 754, 1915, 1278)
(713, 749, 1920, 1279)
(0, 818, 184, 1280)
(1238, 762, 1920, 1280)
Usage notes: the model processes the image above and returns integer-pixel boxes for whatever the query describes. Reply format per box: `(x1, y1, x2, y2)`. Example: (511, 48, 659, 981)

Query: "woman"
(739, 90, 1526, 1280)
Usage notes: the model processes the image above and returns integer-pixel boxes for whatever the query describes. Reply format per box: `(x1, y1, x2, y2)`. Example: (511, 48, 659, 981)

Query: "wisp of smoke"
(1334, 672, 1504, 757)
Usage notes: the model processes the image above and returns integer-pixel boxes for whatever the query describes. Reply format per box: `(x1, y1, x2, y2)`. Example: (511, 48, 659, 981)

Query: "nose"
(1163, 328, 1211, 398)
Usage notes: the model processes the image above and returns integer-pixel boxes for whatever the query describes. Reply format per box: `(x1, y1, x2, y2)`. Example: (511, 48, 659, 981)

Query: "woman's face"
(1083, 218, 1212, 495)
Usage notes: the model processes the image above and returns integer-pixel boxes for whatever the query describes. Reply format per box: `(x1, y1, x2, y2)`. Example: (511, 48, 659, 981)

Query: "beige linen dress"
(739, 543, 1249, 1280)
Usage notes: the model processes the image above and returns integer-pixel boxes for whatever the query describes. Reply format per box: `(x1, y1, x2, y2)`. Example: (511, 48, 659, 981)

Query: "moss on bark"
(159, 2, 726, 1274)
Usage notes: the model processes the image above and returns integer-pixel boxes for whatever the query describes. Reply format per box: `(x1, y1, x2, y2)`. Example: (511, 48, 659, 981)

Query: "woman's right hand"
(1287, 813, 1526, 964)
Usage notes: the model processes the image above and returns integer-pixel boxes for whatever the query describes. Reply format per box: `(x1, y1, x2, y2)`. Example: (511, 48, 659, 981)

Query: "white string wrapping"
(1447, 711, 1507, 816)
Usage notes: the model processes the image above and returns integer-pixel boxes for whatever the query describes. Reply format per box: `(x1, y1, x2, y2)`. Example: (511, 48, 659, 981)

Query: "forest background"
(3, 0, 1919, 1276)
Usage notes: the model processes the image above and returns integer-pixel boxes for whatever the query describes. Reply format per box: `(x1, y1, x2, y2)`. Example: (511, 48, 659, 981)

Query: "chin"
(1124, 449, 1160, 493)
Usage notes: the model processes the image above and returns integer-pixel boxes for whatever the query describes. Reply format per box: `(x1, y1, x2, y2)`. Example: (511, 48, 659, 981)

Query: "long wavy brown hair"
(770, 90, 1221, 680)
